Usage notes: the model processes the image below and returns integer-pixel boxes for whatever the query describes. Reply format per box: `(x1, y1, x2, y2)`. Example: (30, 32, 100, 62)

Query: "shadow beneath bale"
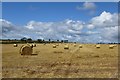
(93, 55, 100, 58)
(21, 54, 38, 56)
(53, 51, 63, 54)
(31, 54, 38, 56)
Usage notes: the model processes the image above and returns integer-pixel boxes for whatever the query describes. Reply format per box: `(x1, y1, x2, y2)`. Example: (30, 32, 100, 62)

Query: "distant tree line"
(1, 37, 69, 44)
(0, 37, 119, 44)
(97, 42, 119, 44)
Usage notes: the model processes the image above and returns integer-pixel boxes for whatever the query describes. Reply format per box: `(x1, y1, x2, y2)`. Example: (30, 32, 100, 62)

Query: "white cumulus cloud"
(89, 11, 118, 28)
(1, 11, 119, 43)
(77, 2, 96, 10)
(77, 2, 96, 15)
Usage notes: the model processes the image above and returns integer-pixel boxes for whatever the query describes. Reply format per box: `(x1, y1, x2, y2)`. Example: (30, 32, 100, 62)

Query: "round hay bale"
(109, 45, 114, 49)
(32, 43, 36, 47)
(64, 45, 69, 49)
(43, 43, 46, 45)
(74, 44, 77, 47)
(30, 44, 34, 48)
(114, 45, 117, 47)
(20, 44, 33, 55)
(53, 45, 56, 48)
(95, 45, 100, 48)
(13, 44, 18, 47)
(79, 45, 82, 48)
(56, 44, 59, 46)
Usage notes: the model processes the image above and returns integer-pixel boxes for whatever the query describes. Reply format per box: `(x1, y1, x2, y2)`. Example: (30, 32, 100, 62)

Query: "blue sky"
(2, 2, 118, 25)
(1, 2, 119, 43)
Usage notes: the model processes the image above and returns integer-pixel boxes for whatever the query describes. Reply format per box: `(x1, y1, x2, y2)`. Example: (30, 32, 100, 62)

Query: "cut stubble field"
(2, 43, 119, 78)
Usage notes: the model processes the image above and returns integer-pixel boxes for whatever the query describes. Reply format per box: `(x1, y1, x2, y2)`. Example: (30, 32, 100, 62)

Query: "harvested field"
(2, 43, 118, 78)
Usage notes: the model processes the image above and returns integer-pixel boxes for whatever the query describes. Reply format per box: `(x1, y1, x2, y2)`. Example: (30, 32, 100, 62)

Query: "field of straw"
(2, 43, 118, 78)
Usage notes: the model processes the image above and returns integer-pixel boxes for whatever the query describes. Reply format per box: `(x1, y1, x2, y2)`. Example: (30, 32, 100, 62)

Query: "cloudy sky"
(1, 2, 119, 43)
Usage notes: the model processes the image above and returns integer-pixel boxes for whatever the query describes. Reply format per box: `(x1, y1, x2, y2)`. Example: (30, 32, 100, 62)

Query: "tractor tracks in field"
(57, 46, 80, 77)
(52, 46, 80, 77)
(59, 45, 94, 77)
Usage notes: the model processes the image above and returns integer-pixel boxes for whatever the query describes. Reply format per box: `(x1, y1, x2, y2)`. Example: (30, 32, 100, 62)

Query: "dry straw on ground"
(2, 43, 118, 78)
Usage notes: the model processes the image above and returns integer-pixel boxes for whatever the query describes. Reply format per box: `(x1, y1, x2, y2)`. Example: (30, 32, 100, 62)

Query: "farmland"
(2, 43, 118, 78)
